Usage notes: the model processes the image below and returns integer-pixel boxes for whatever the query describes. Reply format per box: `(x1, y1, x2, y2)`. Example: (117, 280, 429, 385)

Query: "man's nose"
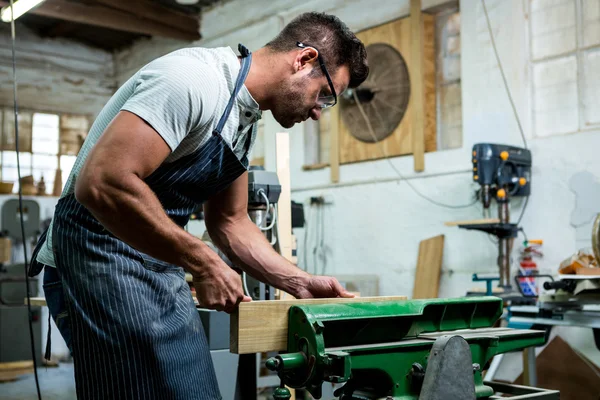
(310, 108, 321, 120)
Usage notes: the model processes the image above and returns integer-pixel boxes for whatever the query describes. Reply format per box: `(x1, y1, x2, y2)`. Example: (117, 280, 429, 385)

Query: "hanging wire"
(481, 0, 531, 225)
(352, 91, 478, 209)
(8, 1, 43, 398)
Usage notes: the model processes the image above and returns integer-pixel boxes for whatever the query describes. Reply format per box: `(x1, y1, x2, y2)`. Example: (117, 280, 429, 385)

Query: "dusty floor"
(0, 362, 76, 400)
(0, 362, 280, 400)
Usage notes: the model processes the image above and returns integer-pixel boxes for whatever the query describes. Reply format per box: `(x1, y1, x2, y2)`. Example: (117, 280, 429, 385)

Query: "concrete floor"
(0, 362, 76, 400)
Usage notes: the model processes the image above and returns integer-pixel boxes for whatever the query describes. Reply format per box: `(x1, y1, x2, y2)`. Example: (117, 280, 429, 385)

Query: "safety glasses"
(296, 41, 337, 108)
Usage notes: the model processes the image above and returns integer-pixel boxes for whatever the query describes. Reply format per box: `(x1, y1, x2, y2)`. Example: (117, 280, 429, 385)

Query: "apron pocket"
(139, 253, 183, 273)
(42, 268, 73, 353)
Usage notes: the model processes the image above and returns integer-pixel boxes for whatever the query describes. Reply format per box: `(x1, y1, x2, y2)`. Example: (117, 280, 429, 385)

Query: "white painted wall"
(113, 0, 600, 370)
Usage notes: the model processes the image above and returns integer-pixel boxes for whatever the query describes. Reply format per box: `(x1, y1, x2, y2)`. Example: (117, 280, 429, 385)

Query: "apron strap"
(213, 44, 253, 136)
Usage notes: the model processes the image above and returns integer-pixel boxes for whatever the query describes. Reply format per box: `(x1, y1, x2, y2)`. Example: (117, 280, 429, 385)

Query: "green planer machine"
(265, 297, 558, 399)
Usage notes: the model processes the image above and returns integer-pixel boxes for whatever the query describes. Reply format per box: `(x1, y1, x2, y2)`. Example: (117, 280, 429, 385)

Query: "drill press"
(459, 143, 532, 291)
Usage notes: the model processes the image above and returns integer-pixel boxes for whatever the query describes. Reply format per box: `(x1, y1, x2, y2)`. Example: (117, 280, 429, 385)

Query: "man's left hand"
(293, 275, 355, 299)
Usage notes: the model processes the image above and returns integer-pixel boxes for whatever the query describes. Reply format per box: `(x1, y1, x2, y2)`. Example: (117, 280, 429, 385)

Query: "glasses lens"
(317, 95, 336, 108)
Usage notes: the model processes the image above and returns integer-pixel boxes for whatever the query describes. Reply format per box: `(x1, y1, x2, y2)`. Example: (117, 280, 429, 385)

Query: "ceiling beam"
(94, 0, 199, 34)
(42, 21, 78, 38)
(0, 0, 200, 41)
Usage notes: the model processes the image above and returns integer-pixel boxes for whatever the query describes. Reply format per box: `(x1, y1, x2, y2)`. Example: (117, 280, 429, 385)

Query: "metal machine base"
(487, 382, 559, 399)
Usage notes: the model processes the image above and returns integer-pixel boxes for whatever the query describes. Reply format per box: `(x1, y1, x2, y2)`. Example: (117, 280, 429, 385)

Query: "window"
(435, 8, 462, 150)
(0, 110, 87, 195)
(531, 0, 600, 137)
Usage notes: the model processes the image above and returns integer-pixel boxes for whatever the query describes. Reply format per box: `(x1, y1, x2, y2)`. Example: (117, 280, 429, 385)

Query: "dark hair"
(266, 12, 369, 88)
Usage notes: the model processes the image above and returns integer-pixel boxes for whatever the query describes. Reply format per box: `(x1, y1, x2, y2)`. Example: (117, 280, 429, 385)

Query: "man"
(29, 11, 368, 400)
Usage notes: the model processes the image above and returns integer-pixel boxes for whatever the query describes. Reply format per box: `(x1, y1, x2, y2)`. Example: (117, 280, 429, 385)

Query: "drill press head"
(247, 167, 281, 207)
(472, 143, 531, 208)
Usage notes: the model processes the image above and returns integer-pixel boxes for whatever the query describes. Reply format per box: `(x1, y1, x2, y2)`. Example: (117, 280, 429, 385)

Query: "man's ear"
(295, 48, 319, 72)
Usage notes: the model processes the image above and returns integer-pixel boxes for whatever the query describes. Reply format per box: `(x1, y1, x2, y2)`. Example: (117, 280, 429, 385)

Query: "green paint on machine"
(266, 297, 546, 399)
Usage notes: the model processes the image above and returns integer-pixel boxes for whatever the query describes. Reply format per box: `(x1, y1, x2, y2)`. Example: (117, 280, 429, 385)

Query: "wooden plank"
(25, 297, 47, 307)
(302, 162, 330, 171)
(411, 0, 425, 172)
(0, 362, 34, 382)
(230, 296, 408, 354)
(0, 64, 113, 115)
(274, 131, 297, 400)
(338, 16, 436, 165)
(329, 103, 340, 183)
(0, 23, 113, 65)
(0, 361, 33, 371)
(444, 218, 500, 226)
(276, 132, 292, 262)
(413, 235, 444, 299)
(339, 18, 411, 164)
(95, 0, 199, 33)
(0, 0, 200, 41)
(423, 13, 437, 152)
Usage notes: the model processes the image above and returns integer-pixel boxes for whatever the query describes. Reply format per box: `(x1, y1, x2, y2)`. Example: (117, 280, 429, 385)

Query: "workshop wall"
(115, 0, 600, 367)
(0, 24, 116, 116)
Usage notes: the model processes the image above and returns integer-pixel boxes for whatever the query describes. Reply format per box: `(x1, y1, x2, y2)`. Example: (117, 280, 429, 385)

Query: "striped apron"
(31, 46, 256, 400)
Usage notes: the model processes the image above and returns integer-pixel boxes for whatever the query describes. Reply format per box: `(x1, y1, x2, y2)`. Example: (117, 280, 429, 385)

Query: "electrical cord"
(9, 1, 43, 398)
(352, 91, 478, 209)
(256, 189, 277, 231)
(481, 0, 531, 225)
(481, 0, 527, 150)
(515, 195, 529, 226)
(242, 271, 250, 297)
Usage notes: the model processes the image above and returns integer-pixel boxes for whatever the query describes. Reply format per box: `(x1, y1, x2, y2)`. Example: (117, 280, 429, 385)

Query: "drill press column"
(497, 189, 512, 288)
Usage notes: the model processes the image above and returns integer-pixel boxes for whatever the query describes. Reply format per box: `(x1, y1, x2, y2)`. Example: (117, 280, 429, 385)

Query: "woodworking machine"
(266, 297, 557, 399)
(458, 144, 532, 291)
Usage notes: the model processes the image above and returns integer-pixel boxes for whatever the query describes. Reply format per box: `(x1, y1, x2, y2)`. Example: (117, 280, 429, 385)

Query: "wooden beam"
(413, 235, 444, 299)
(42, 21, 78, 38)
(0, 0, 200, 41)
(230, 296, 408, 354)
(410, 0, 426, 172)
(94, 0, 199, 34)
(276, 132, 293, 263)
(0, 361, 33, 371)
(329, 105, 340, 183)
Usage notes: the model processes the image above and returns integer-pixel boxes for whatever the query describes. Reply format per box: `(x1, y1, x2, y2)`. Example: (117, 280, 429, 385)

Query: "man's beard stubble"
(272, 78, 308, 128)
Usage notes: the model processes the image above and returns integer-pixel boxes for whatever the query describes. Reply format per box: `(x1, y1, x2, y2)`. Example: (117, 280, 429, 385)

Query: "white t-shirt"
(36, 46, 261, 268)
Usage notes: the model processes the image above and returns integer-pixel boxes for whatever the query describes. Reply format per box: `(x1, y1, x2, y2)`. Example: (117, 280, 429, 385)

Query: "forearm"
(207, 215, 308, 296)
(76, 172, 214, 275)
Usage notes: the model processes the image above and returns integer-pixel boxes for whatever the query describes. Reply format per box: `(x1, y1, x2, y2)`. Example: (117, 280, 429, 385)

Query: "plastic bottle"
(517, 240, 543, 296)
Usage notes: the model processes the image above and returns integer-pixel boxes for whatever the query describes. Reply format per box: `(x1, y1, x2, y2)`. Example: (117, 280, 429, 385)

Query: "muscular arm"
(203, 172, 310, 296)
(75, 111, 220, 275)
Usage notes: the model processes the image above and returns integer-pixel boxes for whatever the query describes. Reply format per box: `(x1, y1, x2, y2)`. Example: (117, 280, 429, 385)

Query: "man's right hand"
(192, 257, 251, 314)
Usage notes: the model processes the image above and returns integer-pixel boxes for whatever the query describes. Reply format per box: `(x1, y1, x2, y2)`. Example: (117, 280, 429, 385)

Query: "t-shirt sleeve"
(120, 55, 220, 151)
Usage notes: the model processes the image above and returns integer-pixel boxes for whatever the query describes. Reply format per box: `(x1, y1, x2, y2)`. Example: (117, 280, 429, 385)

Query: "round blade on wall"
(340, 43, 411, 143)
